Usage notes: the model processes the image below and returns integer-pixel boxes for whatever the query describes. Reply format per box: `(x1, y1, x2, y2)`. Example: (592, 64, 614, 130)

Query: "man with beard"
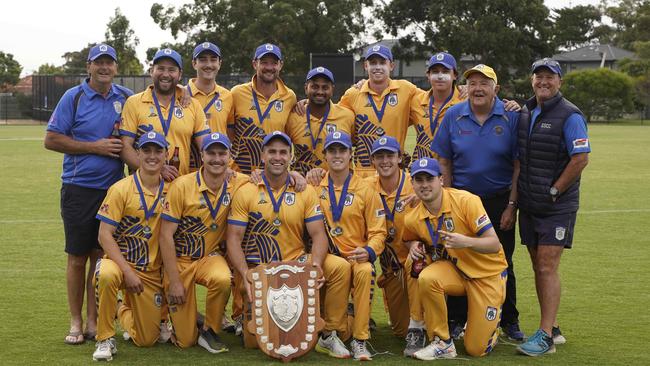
(120, 48, 210, 181)
(285, 67, 354, 177)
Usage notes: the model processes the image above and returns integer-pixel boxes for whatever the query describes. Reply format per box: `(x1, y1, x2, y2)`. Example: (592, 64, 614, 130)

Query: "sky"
(0, 0, 601, 76)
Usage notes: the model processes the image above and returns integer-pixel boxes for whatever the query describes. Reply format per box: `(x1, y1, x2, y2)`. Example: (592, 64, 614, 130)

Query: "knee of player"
(205, 272, 232, 291)
(132, 333, 159, 347)
(464, 340, 490, 357)
(352, 263, 374, 281)
(95, 265, 121, 287)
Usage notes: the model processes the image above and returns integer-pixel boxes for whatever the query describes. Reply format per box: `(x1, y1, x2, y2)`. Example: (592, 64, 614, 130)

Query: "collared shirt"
(120, 85, 210, 175)
(339, 79, 418, 176)
(227, 180, 322, 264)
(316, 173, 386, 259)
(530, 108, 591, 156)
(364, 171, 415, 271)
(47, 79, 133, 190)
(186, 78, 233, 134)
(410, 87, 465, 160)
(432, 99, 519, 197)
(161, 169, 249, 259)
(96, 171, 169, 272)
(285, 101, 355, 176)
(402, 188, 507, 279)
(229, 77, 297, 174)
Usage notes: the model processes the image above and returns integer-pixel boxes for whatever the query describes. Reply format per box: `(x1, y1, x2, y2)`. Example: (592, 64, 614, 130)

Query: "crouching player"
(93, 131, 170, 361)
(159, 132, 249, 353)
(403, 158, 507, 359)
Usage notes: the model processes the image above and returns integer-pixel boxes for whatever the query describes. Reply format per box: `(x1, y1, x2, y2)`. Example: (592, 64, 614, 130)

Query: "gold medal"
(143, 225, 152, 235)
(272, 218, 282, 226)
(209, 223, 218, 231)
(330, 226, 343, 236)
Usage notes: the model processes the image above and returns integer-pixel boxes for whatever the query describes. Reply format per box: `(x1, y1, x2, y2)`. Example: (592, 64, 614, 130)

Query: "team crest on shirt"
(274, 100, 283, 112)
(319, 188, 327, 200)
(387, 93, 398, 106)
(444, 216, 455, 232)
(174, 106, 184, 119)
(199, 196, 207, 208)
(284, 192, 296, 206)
(215, 98, 223, 112)
(148, 106, 157, 117)
(395, 199, 406, 213)
(485, 306, 497, 321)
(99, 203, 109, 214)
(493, 125, 504, 136)
(344, 193, 354, 206)
(113, 101, 122, 114)
(154, 292, 163, 308)
(223, 192, 231, 206)
(325, 123, 337, 134)
(555, 226, 566, 240)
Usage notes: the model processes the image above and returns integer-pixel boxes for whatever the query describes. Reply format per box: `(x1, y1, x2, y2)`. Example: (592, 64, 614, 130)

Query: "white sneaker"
(158, 321, 172, 343)
(93, 338, 116, 361)
(413, 337, 457, 360)
(122, 331, 130, 341)
(315, 331, 351, 359)
(350, 338, 372, 361)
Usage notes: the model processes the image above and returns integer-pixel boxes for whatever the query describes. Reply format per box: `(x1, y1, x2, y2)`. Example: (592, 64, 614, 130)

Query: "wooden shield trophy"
(246, 260, 324, 362)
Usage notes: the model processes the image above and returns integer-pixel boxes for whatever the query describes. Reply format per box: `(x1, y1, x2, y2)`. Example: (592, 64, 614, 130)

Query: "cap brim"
(324, 141, 351, 150)
(428, 62, 454, 71)
(365, 52, 391, 60)
(307, 73, 334, 83)
(463, 69, 496, 82)
(255, 51, 281, 60)
(138, 141, 167, 149)
(89, 53, 117, 62)
(263, 135, 291, 147)
(371, 146, 399, 155)
(154, 56, 182, 68)
(193, 49, 221, 59)
(532, 65, 561, 75)
(202, 140, 230, 151)
(410, 168, 440, 177)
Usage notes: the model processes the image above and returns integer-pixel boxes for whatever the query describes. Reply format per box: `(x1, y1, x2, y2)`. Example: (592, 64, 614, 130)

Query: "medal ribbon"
(367, 93, 391, 123)
(306, 103, 331, 150)
(261, 174, 291, 215)
(196, 171, 228, 221)
(379, 170, 406, 223)
(328, 173, 352, 223)
(252, 88, 278, 125)
(428, 91, 454, 136)
(151, 89, 176, 137)
(133, 171, 165, 221)
(424, 215, 446, 256)
(187, 85, 220, 115)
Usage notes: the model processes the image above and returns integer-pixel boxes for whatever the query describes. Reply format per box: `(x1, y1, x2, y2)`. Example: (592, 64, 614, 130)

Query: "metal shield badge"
(267, 284, 303, 332)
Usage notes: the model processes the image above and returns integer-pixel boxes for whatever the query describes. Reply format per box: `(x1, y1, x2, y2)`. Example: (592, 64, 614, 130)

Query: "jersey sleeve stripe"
(227, 219, 248, 227)
(119, 129, 137, 138)
(96, 214, 119, 227)
(304, 215, 324, 223)
(476, 223, 493, 236)
(161, 213, 180, 223)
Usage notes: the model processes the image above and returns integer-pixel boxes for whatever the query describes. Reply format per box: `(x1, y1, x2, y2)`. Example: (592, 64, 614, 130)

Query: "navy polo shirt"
(47, 80, 133, 190)
(431, 98, 519, 197)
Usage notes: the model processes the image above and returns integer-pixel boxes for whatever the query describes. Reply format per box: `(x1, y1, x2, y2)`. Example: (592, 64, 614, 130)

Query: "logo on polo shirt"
(444, 217, 455, 231)
(325, 123, 336, 134)
(223, 193, 231, 206)
(215, 98, 223, 111)
(274, 100, 283, 112)
(285, 192, 296, 206)
(113, 101, 122, 114)
(493, 125, 504, 136)
(476, 214, 490, 227)
(174, 106, 184, 119)
(541, 122, 552, 129)
(388, 93, 398, 106)
(344, 193, 354, 206)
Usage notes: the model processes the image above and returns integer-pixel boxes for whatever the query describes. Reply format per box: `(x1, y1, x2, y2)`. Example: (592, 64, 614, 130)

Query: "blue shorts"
(518, 210, 577, 249)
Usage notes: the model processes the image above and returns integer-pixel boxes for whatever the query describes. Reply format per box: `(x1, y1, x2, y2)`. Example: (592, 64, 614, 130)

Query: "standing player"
(285, 67, 355, 177)
(120, 48, 210, 181)
(339, 44, 418, 177)
(226, 131, 352, 358)
(402, 158, 507, 360)
(44, 43, 133, 345)
(159, 133, 249, 353)
(230, 44, 297, 174)
(92, 131, 169, 361)
(316, 131, 387, 360)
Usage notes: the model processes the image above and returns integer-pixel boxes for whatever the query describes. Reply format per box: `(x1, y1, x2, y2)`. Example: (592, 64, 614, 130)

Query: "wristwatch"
(549, 186, 560, 200)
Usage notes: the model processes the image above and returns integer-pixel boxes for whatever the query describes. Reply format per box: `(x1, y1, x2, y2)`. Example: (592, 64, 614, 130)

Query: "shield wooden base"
(246, 260, 325, 362)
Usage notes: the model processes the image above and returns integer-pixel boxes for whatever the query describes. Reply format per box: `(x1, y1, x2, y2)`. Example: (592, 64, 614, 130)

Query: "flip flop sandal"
(64, 330, 85, 345)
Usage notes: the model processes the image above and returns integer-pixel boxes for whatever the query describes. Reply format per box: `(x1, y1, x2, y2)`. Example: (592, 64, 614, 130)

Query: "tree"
(562, 68, 635, 122)
(150, 0, 374, 75)
(619, 41, 650, 115)
(0, 51, 22, 88)
(605, 0, 650, 50)
(36, 63, 65, 75)
(550, 5, 603, 50)
(61, 44, 94, 75)
(105, 8, 144, 75)
(379, 0, 554, 89)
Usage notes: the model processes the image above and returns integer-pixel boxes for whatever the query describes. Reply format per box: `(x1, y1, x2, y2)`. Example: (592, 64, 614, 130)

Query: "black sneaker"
(448, 320, 465, 340)
(369, 318, 377, 332)
(198, 327, 228, 354)
(403, 328, 427, 357)
(501, 322, 526, 342)
(552, 326, 566, 344)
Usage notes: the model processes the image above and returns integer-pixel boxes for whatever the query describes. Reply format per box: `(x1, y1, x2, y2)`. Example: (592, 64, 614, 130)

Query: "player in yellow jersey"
(285, 67, 354, 177)
(315, 131, 387, 360)
(339, 44, 418, 177)
(401, 158, 507, 359)
(226, 131, 353, 358)
(92, 131, 170, 361)
(120, 48, 209, 181)
(158, 132, 249, 353)
(230, 44, 297, 174)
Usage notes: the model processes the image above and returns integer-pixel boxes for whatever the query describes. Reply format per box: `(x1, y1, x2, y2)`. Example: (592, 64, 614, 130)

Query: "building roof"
(552, 44, 635, 62)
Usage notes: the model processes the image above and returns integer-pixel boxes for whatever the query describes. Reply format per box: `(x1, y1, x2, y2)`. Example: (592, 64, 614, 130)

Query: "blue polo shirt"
(431, 98, 519, 197)
(530, 107, 591, 156)
(47, 80, 133, 190)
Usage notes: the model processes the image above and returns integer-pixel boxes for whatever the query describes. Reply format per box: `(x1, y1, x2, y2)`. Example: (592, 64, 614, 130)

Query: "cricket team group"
(45, 40, 590, 362)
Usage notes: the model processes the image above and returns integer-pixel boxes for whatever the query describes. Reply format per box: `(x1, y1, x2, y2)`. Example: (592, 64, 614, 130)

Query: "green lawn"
(1, 124, 649, 365)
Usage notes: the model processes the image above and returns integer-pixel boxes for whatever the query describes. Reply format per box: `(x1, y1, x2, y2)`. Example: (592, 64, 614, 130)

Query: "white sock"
(409, 319, 425, 329)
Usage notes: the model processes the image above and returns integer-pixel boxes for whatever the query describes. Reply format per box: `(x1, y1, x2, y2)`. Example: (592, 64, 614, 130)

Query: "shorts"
(519, 210, 577, 249)
(61, 184, 106, 255)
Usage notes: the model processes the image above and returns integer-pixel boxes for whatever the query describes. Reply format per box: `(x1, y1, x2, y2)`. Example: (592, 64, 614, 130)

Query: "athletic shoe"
(234, 316, 243, 336)
(315, 331, 351, 358)
(350, 338, 372, 361)
(92, 338, 117, 361)
(552, 326, 566, 345)
(403, 328, 427, 357)
(413, 337, 457, 360)
(501, 322, 526, 342)
(222, 317, 236, 333)
(516, 329, 555, 356)
(449, 320, 465, 340)
(122, 331, 130, 341)
(158, 321, 172, 343)
(198, 327, 228, 354)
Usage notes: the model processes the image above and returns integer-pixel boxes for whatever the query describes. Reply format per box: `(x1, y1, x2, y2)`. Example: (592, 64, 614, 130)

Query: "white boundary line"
(578, 208, 650, 214)
(0, 137, 43, 141)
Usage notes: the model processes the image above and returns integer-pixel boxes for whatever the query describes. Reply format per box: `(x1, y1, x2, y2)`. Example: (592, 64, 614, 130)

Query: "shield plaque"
(246, 260, 324, 362)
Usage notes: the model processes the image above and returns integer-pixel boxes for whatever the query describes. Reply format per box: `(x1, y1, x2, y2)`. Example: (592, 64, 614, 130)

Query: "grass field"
(1, 124, 649, 365)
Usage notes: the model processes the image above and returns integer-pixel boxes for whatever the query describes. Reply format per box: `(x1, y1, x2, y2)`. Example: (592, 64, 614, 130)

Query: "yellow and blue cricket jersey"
(186, 78, 233, 134)
(285, 101, 355, 176)
(227, 181, 322, 264)
(96, 171, 170, 272)
(161, 169, 249, 259)
(120, 85, 210, 175)
(402, 188, 507, 279)
(229, 77, 297, 174)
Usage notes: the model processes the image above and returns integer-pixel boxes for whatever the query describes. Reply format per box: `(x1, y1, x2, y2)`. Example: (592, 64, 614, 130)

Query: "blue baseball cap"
(262, 130, 292, 147)
(532, 58, 562, 77)
(365, 44, 393, 61)
(201, 132, 231, 151)
(136, 131, 169, 149)
(193, 42, 222, 59)
(88, 44, 117, 62)
(254, 43, 282, 60)
(371, 136, 400, 155)
(306, 66, 335, 83)
(410, 158, 442, 177)
(153, 48, 183, 69)
(323, 131, 352, 150)
(427, 52, 457, 71)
